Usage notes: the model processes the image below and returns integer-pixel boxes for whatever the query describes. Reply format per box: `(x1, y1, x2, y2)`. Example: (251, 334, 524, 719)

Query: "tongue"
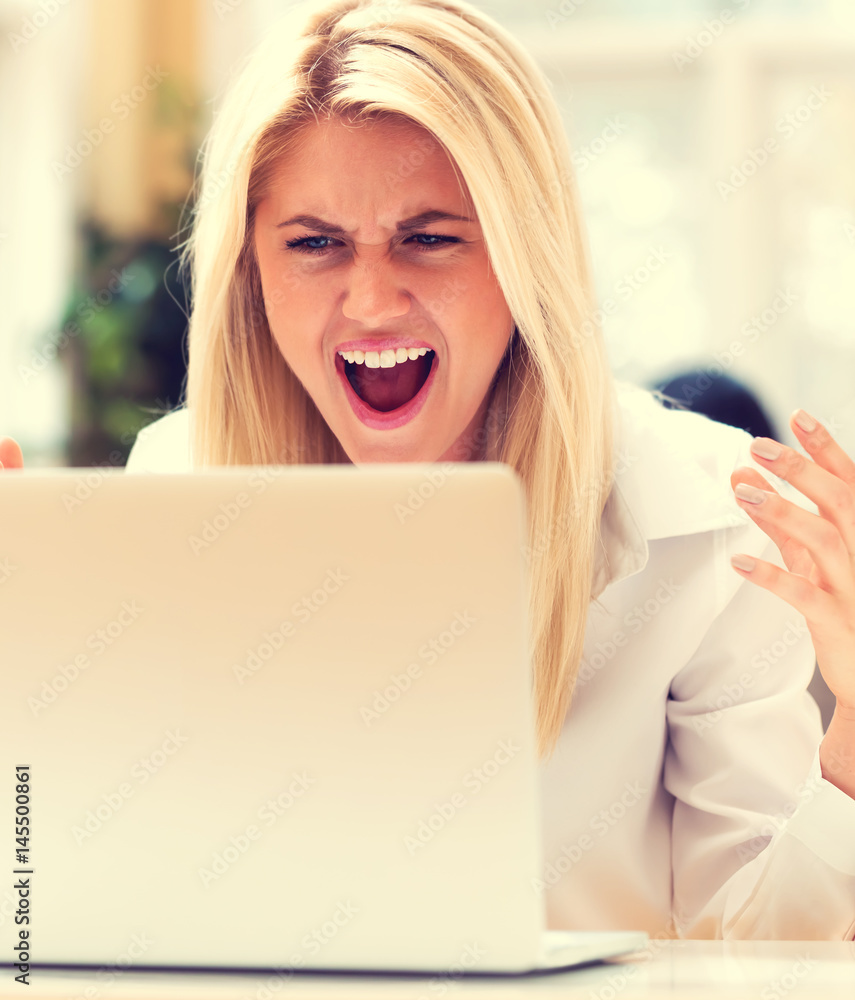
(352, 357, 428, 413)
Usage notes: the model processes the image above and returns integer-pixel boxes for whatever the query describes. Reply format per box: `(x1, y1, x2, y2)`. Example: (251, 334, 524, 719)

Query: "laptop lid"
(1, 463, 553, 973)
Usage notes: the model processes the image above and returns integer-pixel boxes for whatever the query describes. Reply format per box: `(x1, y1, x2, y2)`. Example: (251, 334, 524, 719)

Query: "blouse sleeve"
(664, 521, 855, 940)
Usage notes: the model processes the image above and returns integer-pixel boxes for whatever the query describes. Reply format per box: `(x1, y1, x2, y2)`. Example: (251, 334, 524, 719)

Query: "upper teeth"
(338, 347, 430, 368)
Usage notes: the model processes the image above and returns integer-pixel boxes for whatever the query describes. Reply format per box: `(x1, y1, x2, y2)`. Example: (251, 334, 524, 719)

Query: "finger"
(0, 437, 23, 469)
(791, 409, 855, 488)
(731, 466, 787, 547)
(730, 466, 775, 497)
(730, 467, 813, 576)
(733, 483, 852, 596)
(730, 551, 837, 626)
(748, 434, 855, 554)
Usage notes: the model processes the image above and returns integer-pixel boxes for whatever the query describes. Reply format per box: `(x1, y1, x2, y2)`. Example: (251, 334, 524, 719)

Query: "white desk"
(5, 942, 854, 999)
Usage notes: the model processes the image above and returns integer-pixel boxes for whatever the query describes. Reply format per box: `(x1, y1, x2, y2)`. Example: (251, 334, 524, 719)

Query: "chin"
(343, 438, 444, 465)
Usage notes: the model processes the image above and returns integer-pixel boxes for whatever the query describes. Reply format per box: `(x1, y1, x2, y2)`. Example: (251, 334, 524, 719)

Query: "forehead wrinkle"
(266, 120, 477, 246)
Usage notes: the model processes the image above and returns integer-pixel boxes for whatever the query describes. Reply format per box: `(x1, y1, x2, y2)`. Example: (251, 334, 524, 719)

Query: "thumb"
(0, 437, 24, 469)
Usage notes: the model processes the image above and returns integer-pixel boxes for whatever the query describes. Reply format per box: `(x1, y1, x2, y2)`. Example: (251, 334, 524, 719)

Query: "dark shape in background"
(653, 368, 777, 440)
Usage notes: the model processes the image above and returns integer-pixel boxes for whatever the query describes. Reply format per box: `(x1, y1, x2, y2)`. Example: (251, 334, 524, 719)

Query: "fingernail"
(734, 483, 767, 504)
(731, 555, 756, 573)
(751, 438, 782, 461)
(794, 409, 817, 433)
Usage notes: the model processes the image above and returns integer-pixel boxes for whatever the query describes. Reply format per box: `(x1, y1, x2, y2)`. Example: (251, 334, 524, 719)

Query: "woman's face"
(253, 116, 515, 463)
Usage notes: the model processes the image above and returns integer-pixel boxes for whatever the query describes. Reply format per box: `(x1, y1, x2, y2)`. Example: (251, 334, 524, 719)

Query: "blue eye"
(410, 233, 461, 249)
(284, 233, 460, 256)
(285, 235, 335, 253)
(411, 233, 450, 246)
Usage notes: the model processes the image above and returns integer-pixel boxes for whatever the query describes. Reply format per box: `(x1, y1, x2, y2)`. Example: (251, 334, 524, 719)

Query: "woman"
(3, 0, 854, 940)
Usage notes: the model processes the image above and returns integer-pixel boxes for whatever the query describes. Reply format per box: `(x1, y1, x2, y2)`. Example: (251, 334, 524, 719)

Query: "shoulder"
(614, 379, 753, 477)
(611, 379, 794, 541)
(124, 408, 192, 473)
(592, 380, 786, 599)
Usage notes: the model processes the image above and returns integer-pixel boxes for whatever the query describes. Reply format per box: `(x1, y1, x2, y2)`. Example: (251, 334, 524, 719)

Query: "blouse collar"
(591, 381, 751, 600)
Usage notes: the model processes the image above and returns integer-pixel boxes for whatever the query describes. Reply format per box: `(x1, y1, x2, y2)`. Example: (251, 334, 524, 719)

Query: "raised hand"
(730, 409, 855, 797)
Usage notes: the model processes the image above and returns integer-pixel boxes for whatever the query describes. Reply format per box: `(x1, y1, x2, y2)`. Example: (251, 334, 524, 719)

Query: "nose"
(341, 256, 411, 327)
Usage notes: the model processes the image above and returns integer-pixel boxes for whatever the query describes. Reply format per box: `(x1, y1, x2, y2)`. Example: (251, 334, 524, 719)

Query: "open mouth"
(338, 348, 436, 413)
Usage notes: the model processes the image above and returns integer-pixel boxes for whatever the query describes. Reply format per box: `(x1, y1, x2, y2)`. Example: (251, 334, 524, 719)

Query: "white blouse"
(125, 380, 855, 940)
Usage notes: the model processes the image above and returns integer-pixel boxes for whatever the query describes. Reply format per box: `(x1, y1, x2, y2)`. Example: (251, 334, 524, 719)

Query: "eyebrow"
(275, 210, 475, 233)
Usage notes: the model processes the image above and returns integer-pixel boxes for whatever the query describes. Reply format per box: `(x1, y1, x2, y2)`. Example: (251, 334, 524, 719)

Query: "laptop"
(0, 463, 646, 975)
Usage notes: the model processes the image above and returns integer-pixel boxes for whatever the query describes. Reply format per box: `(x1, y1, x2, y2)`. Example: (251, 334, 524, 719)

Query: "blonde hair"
(185, 0, 616, 757)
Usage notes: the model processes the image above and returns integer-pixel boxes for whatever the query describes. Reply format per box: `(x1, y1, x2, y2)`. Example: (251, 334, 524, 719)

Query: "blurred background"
(2, 0, 854, 464)
(1, 0, 852, 719)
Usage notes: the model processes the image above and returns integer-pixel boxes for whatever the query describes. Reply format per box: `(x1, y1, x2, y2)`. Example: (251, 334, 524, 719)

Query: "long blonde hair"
(186, 0, 616, 757)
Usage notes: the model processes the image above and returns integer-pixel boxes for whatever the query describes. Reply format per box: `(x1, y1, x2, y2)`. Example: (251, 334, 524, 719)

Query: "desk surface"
(5, 942, 854, 999)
